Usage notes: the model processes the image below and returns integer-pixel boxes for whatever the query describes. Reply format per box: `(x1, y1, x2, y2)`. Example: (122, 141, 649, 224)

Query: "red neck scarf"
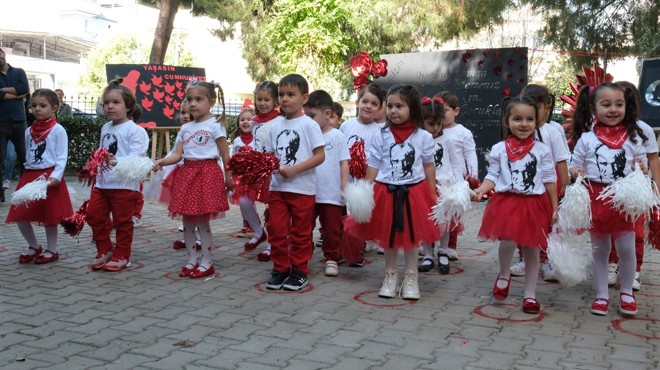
(390, 120, 416, 144)
(593, 122, 628, 149)
(251, 109, 280, 123)
(30, 117, 57, 144)
(505, 135, 535, 161)
(240, 132, 253, 145)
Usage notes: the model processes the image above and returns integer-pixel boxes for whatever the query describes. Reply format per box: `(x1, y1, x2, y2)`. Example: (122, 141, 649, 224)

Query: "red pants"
(609, 217, 645, 272)
(133, 182, 144, 219)
(87, 187, 140, 260)
(313, 203, 343, 262)
(448, 223, 458, 250)
(267, 191, 315, 275)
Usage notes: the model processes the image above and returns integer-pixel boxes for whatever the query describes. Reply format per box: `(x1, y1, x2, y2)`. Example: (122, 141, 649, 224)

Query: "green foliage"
(525, 0, 660, 68)
(58, 115, 107, 171)
(79, 35, 195, 97)
(543, 55, 582, 108)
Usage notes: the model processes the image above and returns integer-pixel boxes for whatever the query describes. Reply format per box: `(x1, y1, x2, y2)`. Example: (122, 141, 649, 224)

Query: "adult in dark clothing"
(0, 48, 30, 202)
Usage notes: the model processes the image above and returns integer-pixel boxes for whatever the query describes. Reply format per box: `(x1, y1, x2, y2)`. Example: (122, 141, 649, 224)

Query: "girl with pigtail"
(154, 80, 234, 279)
(569, 82, 649, 317)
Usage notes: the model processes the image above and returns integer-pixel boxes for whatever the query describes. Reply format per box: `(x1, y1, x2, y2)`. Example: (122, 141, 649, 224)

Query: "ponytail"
(570, 85, 593, 145)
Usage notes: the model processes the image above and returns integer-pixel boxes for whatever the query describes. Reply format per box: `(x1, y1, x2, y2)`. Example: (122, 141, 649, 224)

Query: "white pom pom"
(343, 179, 375, 223)
(255, 122, 272, 149)
(430, 180, 473, 226)
(557, 176, 592, 234)
(597, 163, 660, 221)
(143, 169, 165, 203)
(547, 232, 591, 287)
(113, 157, 154, 185)
(11, 175, 49, 207)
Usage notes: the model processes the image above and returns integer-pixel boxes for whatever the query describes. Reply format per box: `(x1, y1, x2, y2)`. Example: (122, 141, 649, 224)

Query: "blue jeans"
(4, 140, 16, 181)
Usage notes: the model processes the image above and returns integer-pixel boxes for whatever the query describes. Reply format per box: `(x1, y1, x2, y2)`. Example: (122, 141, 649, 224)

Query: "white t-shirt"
(432, 134, 464, 184)
(570, 131, 646, 184)
(231, 135, 257, 156)
(96, 120, 150, 191)
(637, 120, 658, 155)
(252, 115, 285, 152)
(369, 127, 435, 185)
(23, 124, 68, 181)
(176, 117, 226, 160)
(537, 124, 571, 163)
(486, 141, 556, 195)
(339, 117, 382, 155)
(442, 123, 478, 177)
(265, 115, 325, 195)
(316, 129, 350, 206)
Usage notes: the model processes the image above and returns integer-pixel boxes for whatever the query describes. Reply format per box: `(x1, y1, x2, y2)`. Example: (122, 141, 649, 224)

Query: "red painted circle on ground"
(87, 261, 144, 271)
(473, 303, 545, 323)
(459, 248, 487, 257)
(422, 266, 465, 276)
(635, 292, 660, 298)
(353, 291, 419, 307)
(253, 281, 315, 294)
(0, 246, 6, 252)
(161, 270, 221, 281)
(611, 317, 660, 340)
(132, 237, 152, 245)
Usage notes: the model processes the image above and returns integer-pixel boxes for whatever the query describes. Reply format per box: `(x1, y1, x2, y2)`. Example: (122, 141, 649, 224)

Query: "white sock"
(197, 221, 213, 269)
(404, 248, 418, 273)
(240, 196, 263, 242)
(183, 220, 197, 266)
(437, 233, 450, 265)
(521, 246, 540, 299)
(590, 232, 612, 300)
(45, 226, 58, 253)
(497, 240, 516, 289)
(421, 243, 433, 260)
(17, 222, 39, 250)
(613, 232, 636, 295)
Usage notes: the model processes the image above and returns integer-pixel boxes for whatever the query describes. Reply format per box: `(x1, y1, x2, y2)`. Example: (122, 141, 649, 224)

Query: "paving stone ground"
(0, 177, 658, 369)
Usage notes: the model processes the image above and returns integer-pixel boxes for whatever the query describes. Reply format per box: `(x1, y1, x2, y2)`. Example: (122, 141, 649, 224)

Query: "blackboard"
(639, 58, 660, 127)
(378, 47, 529, 179)
(105, 64, 206, 127)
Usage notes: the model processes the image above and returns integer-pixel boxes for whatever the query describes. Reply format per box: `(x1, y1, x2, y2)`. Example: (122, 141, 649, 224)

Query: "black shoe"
(418, 257, 435, 272)
(282, 270, 308, 291)
(349, 257, 364, 268)
(266, 269, 289, 290)
(438, 253, 450, 274)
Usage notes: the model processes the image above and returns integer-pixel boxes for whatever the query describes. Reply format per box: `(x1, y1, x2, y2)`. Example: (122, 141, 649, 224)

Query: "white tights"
(183, 217, 214, 269)
(239, 196, 263, 243)
(497, 240, 540, 299)
(591, 232, 635, 299)
(17, 222, 58, 254)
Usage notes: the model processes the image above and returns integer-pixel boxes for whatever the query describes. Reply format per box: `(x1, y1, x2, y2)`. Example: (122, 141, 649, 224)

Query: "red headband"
(421, 97, 444, 105)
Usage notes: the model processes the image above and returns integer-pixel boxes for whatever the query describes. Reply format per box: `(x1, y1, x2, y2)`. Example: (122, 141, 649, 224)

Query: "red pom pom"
(349, 141, 367, 179)
(78, 148, 111, 186)
(228, 146, 279, 194)
(465, 175, 481, 190)
(647, 209, 660, 250)
(60, 200, 89, 238)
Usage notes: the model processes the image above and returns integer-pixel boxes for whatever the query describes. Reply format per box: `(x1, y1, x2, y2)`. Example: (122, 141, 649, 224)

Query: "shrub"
(58, 115, 106, 172)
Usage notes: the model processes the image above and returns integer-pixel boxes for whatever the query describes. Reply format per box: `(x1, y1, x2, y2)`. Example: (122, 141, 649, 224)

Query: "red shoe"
(172, 240, 186, 250)
(103, 258, 132, 272)
(190, 264, 215, 279)
(590, 298, 609, 316)
(619, 292, 638, 316)
(522, 297, 540, 314)
(257, 249, 271, 262)
(179, 263, 198, 277)
(492, 274, 511, 300)
(18, 246, 42, 264)
(90, 252, 112, 270)
(34, 251, 59, 264)
(244, 232, 267, 251)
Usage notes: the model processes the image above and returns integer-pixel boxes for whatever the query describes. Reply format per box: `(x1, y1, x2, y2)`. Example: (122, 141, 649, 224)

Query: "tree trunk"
(149, 0, 181, 64)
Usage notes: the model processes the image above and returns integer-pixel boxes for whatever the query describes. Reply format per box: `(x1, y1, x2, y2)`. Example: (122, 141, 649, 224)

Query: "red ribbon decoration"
(60, 200, 89, 238)
(348, 140, 367, 179)
(228, 146, 279, 191)
(78, 148, 112, 186)
(421, 97, 444, 105)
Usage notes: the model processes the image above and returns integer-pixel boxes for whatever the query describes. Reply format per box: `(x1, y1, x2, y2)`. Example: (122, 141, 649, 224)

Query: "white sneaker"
(510, 258, 526, 276)
(178, 224, 184, 232)
(378, 269, 398, 298)
(377, 246, 384, 255)
(632, 272, 641, 291)
(325, 261, 339, 277)
(132, 216, 143, 227)
(365, 241, 379, 252)
(418, 246, 425, 256)
(541, 262, 558, 282)
(400, 270, 420, 300)
(607, 263, 619, 285)
(447, 249, 459, 261)
(2, 179, 10, 189)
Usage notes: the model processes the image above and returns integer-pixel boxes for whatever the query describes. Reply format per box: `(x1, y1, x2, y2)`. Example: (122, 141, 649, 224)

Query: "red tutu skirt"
(588, 181, 634, 236)
(229, 175, 270, 205)
(162, 159, 229, 221)
(478, 192, 552, 248)
(5, 168, 73, 226)
(345, 181, 440, 251)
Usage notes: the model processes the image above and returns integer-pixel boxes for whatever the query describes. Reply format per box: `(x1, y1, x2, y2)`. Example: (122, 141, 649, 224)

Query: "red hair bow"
(421, 97, 444, 105)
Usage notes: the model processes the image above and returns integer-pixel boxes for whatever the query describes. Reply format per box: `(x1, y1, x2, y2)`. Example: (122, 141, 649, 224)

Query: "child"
(250, 81, 283, 262)
(230, 108, 268, 251)
(86, 78, 150, 272)
(438, 91, 478, 261)
(473, 96, 558, 314)
(512, 84, 571, 281)
(340, 83, 387, 260)
(329, 102, 344, 129)
(263, 74, 325, 291)
(304, 90, 350, 277)
(6, 89, 73, 264)
(607, 81, 660, 291)
(418, 96, 463, 274)
(155, 81, 233, 279)
(352, 84, 440, 300)
(569, 82, 648, 316)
